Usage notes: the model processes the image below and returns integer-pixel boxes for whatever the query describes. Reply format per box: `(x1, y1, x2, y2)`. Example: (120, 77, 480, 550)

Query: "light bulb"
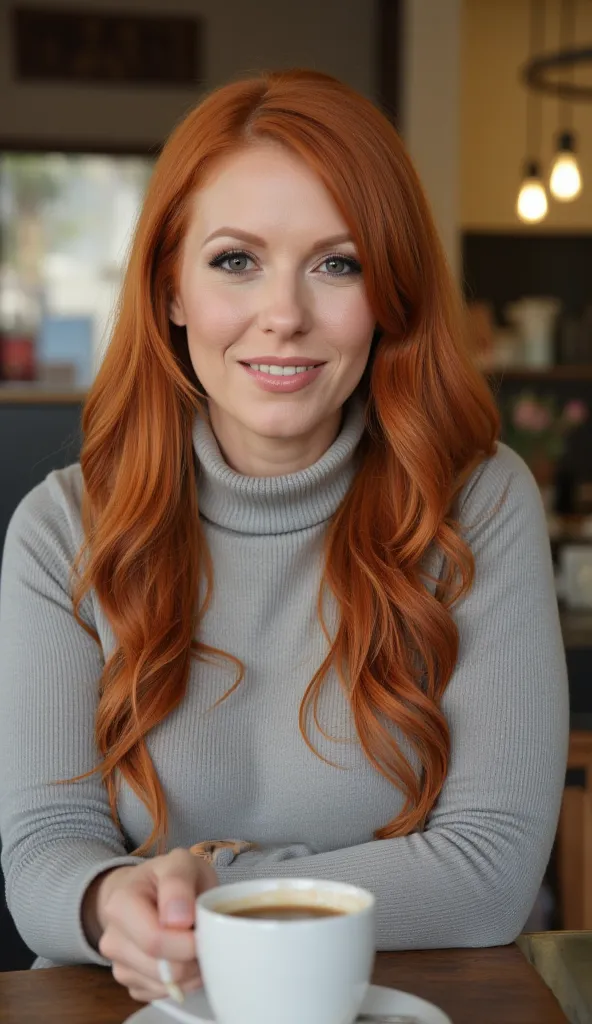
(550, 132, 582, 201)
(516, 161, 548, 223)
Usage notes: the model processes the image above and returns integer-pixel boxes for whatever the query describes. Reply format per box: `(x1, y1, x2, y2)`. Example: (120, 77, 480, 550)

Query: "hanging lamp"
(517, 0, 548, 223)
(549, 0, 582, 200)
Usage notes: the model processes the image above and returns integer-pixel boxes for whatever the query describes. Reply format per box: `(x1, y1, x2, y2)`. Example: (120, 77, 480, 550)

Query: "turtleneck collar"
(192, 394, 367, 535)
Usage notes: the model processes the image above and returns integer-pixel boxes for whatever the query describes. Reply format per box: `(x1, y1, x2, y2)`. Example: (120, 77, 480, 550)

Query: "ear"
(169, 295, 187, 327)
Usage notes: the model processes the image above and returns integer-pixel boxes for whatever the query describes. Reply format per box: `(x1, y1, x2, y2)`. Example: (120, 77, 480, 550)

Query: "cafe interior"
(0, 1, 591, 1022)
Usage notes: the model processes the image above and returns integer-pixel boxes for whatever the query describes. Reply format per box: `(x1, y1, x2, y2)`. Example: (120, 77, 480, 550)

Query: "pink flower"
(563, 399, 588, 426)
(513, 399, 539, 429)
(513, 399, 551, 431)
(533, 406, 552, 430)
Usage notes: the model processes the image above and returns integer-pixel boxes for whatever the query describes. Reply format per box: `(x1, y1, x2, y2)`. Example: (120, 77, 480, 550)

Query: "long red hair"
(70, 69, 500, 855)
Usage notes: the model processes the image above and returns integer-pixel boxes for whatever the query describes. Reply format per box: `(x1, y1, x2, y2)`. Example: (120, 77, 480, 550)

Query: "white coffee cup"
(196, 877, 376, 1024)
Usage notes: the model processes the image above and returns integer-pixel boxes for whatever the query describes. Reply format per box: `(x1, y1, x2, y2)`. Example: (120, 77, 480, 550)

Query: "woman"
(0, 69, 568, 1004)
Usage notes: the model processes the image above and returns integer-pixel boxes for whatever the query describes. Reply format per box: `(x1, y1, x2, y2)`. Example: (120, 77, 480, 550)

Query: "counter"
(0, 384, 86, 404)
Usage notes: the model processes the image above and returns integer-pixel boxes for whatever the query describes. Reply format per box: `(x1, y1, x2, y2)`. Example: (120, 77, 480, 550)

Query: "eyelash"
(208, 248, 362, 278)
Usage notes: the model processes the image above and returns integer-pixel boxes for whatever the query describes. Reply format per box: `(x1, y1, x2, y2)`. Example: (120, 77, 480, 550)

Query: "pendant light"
(517, 160, 549, 222)
(549, 0, 582, 201)
(517, 1, 548, 223)
(550, 132, 582, 199)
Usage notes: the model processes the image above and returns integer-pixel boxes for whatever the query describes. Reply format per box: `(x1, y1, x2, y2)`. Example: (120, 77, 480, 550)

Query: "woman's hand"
(90, 848, 218, 1003)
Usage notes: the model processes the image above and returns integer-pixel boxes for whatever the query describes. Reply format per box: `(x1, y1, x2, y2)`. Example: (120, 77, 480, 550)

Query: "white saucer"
(123, 983, 452, 1024)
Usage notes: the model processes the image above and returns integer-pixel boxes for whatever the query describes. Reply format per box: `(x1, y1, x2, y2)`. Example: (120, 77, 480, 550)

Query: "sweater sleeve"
(0, 476, 143, 966)
(213, 446, 570, 949)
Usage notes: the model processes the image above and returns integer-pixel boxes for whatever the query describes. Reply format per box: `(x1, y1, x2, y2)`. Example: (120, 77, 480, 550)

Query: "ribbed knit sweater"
(0, 396, 569, 968)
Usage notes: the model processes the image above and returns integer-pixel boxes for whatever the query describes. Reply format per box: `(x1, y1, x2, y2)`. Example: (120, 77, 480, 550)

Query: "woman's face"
(170, 142, 376, 475)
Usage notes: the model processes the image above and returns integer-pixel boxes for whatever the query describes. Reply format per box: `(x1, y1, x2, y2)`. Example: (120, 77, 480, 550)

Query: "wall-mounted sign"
(11, 6, 202, 87)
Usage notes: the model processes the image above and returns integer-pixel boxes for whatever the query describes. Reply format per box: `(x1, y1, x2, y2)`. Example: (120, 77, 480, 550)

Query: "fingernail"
(168, 984, 185, 1004)
(162, 899, 192, 925)
(157, 959, 185, 1004)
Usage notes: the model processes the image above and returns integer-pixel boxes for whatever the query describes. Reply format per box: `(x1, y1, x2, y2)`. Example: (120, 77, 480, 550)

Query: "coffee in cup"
(196, 878, 376, 1024)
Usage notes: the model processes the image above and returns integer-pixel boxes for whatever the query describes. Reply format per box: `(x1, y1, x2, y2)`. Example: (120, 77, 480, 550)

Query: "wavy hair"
(68, 69, 500, 855)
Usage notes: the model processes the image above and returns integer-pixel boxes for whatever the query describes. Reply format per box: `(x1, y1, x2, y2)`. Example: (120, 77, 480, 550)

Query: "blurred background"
(1, 0, 591, 968)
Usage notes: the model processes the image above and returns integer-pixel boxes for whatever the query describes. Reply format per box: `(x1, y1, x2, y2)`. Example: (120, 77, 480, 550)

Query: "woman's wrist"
(81, 865, 136, 950)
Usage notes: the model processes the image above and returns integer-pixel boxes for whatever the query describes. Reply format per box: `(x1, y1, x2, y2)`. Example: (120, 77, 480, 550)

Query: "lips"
(240, 362, 325, 393)
(239, 360, 325, 368)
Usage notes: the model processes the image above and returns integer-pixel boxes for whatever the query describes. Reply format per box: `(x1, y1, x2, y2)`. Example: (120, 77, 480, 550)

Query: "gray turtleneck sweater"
(0, 397, 569, 968)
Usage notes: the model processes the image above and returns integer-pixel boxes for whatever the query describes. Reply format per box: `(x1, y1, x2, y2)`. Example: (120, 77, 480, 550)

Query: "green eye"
(320, 256, 362, 277)
(209, 250, 254, 274)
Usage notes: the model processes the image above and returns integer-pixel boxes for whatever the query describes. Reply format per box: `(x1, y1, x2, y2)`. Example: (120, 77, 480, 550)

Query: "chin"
(245, 410, 315, 440)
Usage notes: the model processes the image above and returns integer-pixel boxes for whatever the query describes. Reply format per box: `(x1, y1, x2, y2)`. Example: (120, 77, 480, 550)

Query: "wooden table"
(0, 946, 568, 1023)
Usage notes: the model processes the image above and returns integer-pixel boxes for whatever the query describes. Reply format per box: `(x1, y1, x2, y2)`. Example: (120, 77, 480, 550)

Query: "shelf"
(486, 366, 592, 381)
(547, 514, 592, 544)
(560, 609, 592, 650)
(0, 384, 87, 404)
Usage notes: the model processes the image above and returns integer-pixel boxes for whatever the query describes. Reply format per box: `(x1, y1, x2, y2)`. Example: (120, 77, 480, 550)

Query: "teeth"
(247, 364, 316, 375)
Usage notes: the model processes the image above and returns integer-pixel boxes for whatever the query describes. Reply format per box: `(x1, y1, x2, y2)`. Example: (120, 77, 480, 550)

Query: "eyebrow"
(202, 228, 356, 251)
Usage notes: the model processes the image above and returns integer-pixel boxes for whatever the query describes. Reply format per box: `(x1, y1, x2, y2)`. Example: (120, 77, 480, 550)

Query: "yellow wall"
(461, 0, 592, 231)
(402, 0, 462, 277)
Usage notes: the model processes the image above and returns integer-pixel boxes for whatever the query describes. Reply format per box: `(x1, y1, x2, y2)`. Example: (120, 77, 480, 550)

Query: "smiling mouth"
(240, 362, 324, 376)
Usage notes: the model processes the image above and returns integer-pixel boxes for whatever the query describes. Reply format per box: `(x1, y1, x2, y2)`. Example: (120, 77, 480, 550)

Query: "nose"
(256, 271, 311, 339)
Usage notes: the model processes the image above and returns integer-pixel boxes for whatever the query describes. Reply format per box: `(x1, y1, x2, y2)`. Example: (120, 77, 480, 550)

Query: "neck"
(207, 403, 344, 477)
(192, 392, 367, 535)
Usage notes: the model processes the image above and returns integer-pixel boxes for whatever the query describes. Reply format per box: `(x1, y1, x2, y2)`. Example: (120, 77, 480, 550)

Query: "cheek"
(183, 280, 250, 346)
(317, 288, 375, 353)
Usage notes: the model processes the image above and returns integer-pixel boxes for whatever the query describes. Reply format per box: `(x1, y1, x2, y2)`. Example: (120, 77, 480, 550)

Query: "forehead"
(188, 142, 349, 240)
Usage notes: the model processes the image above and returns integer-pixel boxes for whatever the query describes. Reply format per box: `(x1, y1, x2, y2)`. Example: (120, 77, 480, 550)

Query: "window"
(0, 151, 154, 385)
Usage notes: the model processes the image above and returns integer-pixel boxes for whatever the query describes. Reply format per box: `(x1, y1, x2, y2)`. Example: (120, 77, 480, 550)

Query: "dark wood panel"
(378, 0, 404, 127)
(463, 232, 592, 334)
(11, 7, 202, 87)
(0, 402, 82, 559)
(0, 403, 83, 970)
